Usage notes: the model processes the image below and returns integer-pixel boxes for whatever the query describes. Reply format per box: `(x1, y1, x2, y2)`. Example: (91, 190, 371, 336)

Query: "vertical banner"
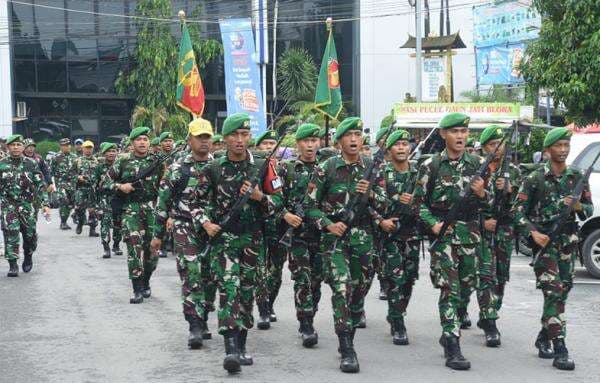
(475, 43, 526, 85)
(219, 18, 267, 136)
(422, 57, 446, 102)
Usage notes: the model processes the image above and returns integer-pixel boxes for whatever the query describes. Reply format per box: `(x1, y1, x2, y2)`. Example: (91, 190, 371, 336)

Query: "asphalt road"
(1, 212, 599, 383)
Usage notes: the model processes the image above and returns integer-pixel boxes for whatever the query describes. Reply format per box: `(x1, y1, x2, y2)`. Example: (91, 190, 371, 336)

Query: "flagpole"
(178, 10, 198, 121)
(324, 17, 333, 148)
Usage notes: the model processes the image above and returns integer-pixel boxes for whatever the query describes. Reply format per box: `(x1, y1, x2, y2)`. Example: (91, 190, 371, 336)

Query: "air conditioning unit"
(16, 101, 27, 118)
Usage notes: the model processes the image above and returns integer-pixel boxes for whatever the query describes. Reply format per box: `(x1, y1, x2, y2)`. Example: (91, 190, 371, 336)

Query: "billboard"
(476, 43, 526, 85)
(473, 2, 541, 47)
(422, 57, 446, 102)
(393, 102, 521, 124)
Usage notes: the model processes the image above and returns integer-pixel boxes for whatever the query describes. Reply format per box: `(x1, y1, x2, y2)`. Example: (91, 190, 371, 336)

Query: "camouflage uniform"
(103, 152, 163, 280)
(192, 152, 281, 335)
(413, 150, 490, 337)
(93, 158, 122, 248)
(307, 155, 386, 331)
(277, 159, 323, 321)
(51, 151, 77, 224)
(0, 156, 48, 262)
(72, 154, 99, 230)
(513, 162, 593, 340)
(154, 153, 216, 322)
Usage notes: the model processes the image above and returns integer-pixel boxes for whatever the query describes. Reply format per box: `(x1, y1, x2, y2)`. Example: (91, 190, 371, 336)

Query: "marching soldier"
(276, 123, 322, 347)
(103, 127, 164, 304)
(151, 137, 161, 154)
(211, 134, 225, 153)
(93, 142, 122, 258)
(73, 138, 84, 157)
(23, 139, 55, 222)
(0, 135, 50, 277)
(72, 140, 100, 236)
(51, 138, 77, 230)
(513, 127, 593, 371)
(374, 123, 392, 301)
(376, 129, 421, 345)
(412, 113, 489, 370)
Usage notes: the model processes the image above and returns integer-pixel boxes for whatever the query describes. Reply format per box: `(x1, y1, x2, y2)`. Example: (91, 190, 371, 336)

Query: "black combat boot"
(75, 218, 84, 235)
(391, 317, 409, 345)
(223, 330, 241, 373)
(60, 218, 71, 230)
(158, 250, 167, 258)
(535, 328, 554, 359)
(269, 302, 277, 322)
(338, 331, 360, 373)
(112, 241, 123, 256)
(238, 329, 253, 366)
(443, 335, 471, 370)
(89, 225, 99, 237)
(7, 260, 19, 277)
(379, 279, 388, 300)
(102, 242, 111, 259)
(187, 316, 204, 349)
(477, 319, 501, 347)
(458, 308, 471, 329)
(129, 279, 144, 304)
(552, 338, 575, 370)
(298, 317, 318, 348)
(257, 302, 271, 330)
(141, 272, 152, 298)
(356, 313, 367, 329)
(201, 311, 212, 340)
(22, 250, 33, 273)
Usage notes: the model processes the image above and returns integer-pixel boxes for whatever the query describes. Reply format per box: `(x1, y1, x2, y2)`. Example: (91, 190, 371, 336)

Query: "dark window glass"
(97, 61, 123, 93)
(37, 60, 67, 92)
(100, 119, 130, 143)
(68, 61, 99, 93)
(38, 98, 69, 117)
(36, 118, 72, 142)
(71, 118, 99, 141)
(11, 2, 37, 59)
(67, 38, 98, 61)
(35, 1, 67, 61)
(101, 101, 129, 117)
(13, 60, 36, 91)
(70, 100, 99, 116)
(66, 0, 94, 37)
(574, 143, 600, 172)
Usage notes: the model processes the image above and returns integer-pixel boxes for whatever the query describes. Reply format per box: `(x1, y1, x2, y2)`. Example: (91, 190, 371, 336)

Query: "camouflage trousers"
(172, 219, 216, 320)
(265, 236, 288, 307)
(430, 241, 478, 337)
(56, 185, 74, 222)
(121, 201, 158, 280)
(1, 204, 37, 261)
(74, 187, 97, 227)
(211, 230, 262, 335)
(533, 236, 577, 341)
(382, 239, 420, 320)
(288, 236, 323, 320)
(96, 201, 121, 245)
(320, 227, 374, 333)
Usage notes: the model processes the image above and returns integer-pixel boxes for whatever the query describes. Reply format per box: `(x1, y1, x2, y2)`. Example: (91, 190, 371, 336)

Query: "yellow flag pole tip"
(178, 10, 186, 20)
(326, 17, 333, 28)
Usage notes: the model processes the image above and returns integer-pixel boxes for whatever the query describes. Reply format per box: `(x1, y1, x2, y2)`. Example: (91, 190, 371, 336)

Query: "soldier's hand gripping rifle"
(529, 150, 600, 267)
(428, 134, 507, 251)
(490, 121, 518, 251)
(278, 169, 316, 247)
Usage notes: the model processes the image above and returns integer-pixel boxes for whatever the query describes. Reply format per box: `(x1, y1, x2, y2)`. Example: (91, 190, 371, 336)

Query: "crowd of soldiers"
(0, 111, 592, 375)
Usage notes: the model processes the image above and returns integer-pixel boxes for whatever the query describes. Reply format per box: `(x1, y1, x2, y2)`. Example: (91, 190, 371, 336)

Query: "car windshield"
(573, 142, 600, 172)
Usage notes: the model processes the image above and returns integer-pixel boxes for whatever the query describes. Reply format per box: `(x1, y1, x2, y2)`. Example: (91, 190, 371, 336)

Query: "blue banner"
(473, 2, 540, 47)
(476, 43, 526, 86)
(219, 18, 266, 136)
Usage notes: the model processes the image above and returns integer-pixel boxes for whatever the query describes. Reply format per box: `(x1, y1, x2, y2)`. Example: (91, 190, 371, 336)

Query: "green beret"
(159, 131, 174, 143)
(129, 126, 151, 140)
(543, 127, 572, 148)
(150, 137, 160, 146)
(376, 127, 390, 143)
(295, 123, 321, 141)
(318, 128, 327, 139)
(23, 138, 36, 147)
(334, 117, 363, 142)
(211, 134, 223, 143)
(222, 113, 251, 136)
(176, 140, 185, 147)
(100, 142, 118, 154)
(380, 115, 394, 129)
(466, 137, 475, 148)
(439, 113, 470, 129)
(480, 125, 504, 146)
(255, 130, 278, 146)
(6, 134, 23, 145)
(386, 129, 411, 149)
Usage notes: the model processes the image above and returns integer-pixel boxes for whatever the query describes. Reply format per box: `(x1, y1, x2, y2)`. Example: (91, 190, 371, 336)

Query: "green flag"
(314, 26, 342, 119)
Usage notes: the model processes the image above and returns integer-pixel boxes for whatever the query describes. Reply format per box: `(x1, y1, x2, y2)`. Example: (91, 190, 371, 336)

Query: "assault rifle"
(278, 166, 316, 248)
(428, 134, 507, 251)
(529, 150, 600, 267)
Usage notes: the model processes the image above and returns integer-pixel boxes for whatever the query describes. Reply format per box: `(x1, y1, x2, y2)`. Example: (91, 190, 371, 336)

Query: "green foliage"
(277, 48, 318, 103)
(115, 1, 221, 136)
(520, 0, 600, 124)
(460, 85, 523, 103)
(518, 126, 546, 163)
(35, 140, 60, 158)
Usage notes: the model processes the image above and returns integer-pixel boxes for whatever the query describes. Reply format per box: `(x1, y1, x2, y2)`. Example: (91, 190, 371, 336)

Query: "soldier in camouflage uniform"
(156, 131, 176, 258)
(151, 118, 216, 350)
(277, 123, 322, 347)
(192, 113, 282, 373)
(23, 139, 54, 222)
(412, 113, 489, 370)
(513, 127, 593, 371)
(51, 138, 77, 230)
(150, 137, 161, 154)
(93, 142, 121, 258)
(376, 129, 421, 346)
(211, 134, 225, 153)
(72, 140, 100, 237)
(73, 138, 84, 157)
(1, 135, 50, 277)
(307, 117, 386, 373)
(103, 127, 164, 304)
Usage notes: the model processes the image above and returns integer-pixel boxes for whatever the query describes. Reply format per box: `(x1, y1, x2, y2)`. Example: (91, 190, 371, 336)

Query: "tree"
(520, 0, 600, 124)
(115, 1, 221, 138)
(277, 48, 318, 103)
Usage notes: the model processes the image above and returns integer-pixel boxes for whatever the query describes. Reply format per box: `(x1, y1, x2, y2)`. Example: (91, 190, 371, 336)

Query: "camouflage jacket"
(307, 154, 386, 231)
(51, 152, 77, 188)
(482, 160, 522, 227)
(153, 154, 209, 240)
(377, 161, 421, 240)
(512, 162, 593, 242)
(192, 151, 282, 235)
(102, 152, 164, 205)
(92, 158, 115, 208)
(0, 156, 49, 209)
(72, 155, 99, 189)
(413, 149, 491, 245)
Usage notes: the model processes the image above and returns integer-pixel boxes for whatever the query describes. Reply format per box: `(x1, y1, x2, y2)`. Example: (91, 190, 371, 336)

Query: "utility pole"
(415, 0, 423, 101)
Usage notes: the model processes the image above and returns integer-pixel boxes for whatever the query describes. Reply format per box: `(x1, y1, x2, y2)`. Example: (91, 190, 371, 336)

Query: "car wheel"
(583, 229, 600, 279)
